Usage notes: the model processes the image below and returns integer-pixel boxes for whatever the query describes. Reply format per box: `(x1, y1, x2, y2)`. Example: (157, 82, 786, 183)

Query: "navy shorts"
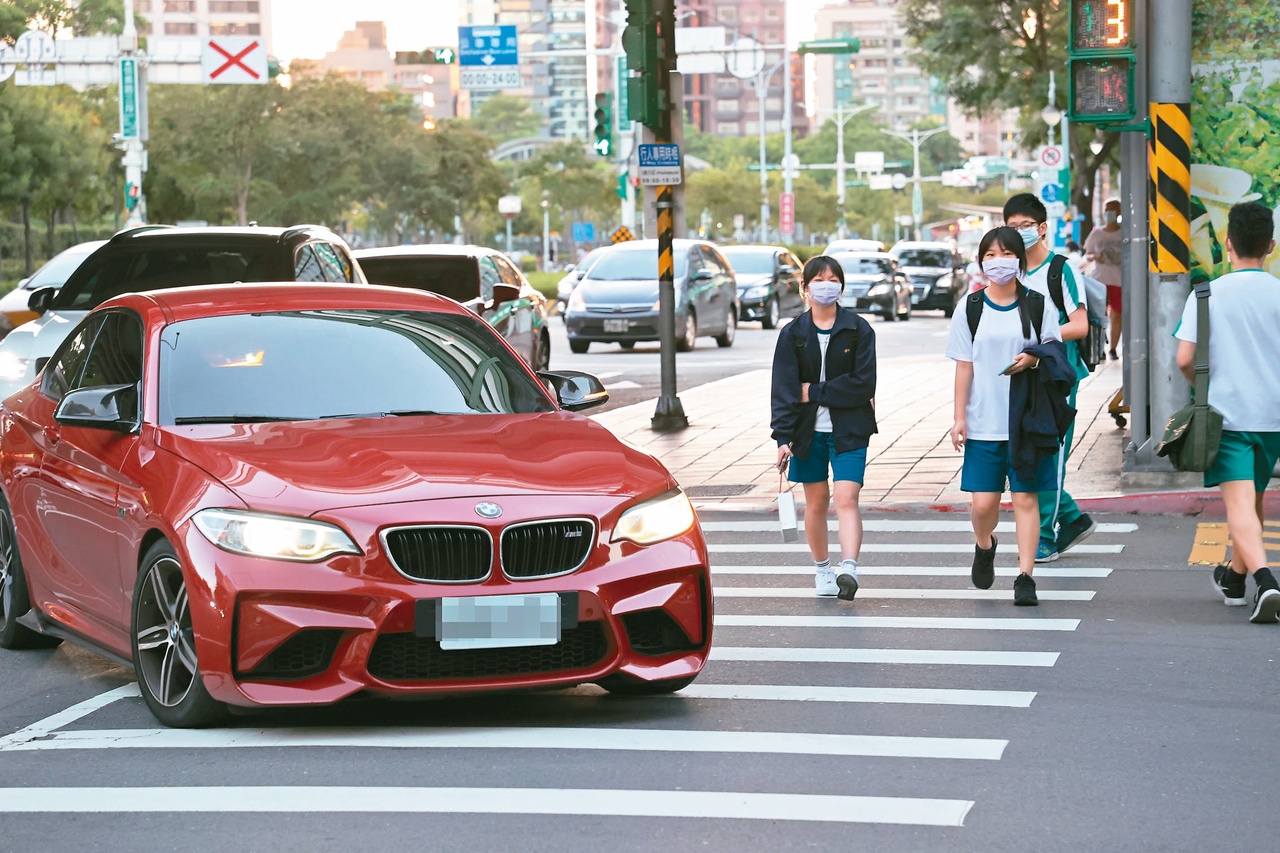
(788, 433, 867, 484)
(961, 439, 1057, 494)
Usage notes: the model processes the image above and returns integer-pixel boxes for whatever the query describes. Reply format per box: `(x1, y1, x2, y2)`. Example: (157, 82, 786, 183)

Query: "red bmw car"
(0, 284, 711, 727)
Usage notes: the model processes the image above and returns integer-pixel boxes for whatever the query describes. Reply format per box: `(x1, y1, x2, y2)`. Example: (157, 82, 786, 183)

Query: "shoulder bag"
(1155, 281, 1223, 472)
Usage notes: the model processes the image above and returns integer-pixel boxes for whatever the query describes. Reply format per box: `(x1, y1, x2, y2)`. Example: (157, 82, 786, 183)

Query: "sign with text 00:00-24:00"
(460, 68, 520, 90)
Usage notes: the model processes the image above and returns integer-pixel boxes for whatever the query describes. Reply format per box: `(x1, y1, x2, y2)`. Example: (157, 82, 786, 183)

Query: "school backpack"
(1044, 255, 1107, 373)
(966, 284, 1046, 342)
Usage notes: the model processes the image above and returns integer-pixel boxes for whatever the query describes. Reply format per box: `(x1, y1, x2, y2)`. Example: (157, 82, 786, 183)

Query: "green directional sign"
(432, 47, 456, 64)
(119, 58, 140, 140)
(797, 38, 861, 56)
(616, 55, 632, 132)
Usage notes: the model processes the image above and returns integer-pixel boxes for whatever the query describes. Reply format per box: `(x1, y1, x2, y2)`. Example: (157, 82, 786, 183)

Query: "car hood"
(845, 274, 890, 284)
(900, 266, 949, 278)
(158, 412, 674, 514)
(576, 279, 662, 305)
(735, 274, 772, 289)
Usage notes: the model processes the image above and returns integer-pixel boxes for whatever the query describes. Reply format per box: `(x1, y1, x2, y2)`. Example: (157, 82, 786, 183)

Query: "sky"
(269, 0, 831, 62)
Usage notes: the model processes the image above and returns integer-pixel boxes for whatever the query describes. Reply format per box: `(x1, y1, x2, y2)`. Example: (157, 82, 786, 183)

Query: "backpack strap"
(965, 291, 985, 340)
(1019, 287, 1045, 343)
(1045, 254, 1068, 315)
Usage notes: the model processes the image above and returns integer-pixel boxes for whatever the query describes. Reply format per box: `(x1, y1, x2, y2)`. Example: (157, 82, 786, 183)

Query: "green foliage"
(465, 94, 544, 144)
(1, 0, 127, 40)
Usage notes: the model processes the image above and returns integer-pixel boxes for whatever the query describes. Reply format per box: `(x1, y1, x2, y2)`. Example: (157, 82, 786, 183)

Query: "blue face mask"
(1018, 226, 1041, 249)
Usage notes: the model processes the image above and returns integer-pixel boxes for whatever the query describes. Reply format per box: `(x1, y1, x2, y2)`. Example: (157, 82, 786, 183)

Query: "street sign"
(637, 143, 682, 186)
(779, 192, 795, 236)
(726, 37, 765, 80)
(616, 55, 632, 132)
(460, 68, 520, 90)
(458, 25, 518, 67)
(891, 173, 908, 190)
(854, 151, 885, 173)
(796, 38, 862, 56)
(781, 154, 801, 180)
(432, 47, 457, 65)
(14, 29, 56, 86)
(868, 174, 893, 191)
(1039, 183, 1062, 203)
(941, 169, 977, 188)
(498, 195, 522, 216)
(202, 37, 267, 84)
(572, 222, 596, 243)
(1038, 145, 1065, 168)
(611, 226, 635, 244)
(1046, 201, 1068, 219)
(0, 44, 15, 83)
(119, 57, 140, 140)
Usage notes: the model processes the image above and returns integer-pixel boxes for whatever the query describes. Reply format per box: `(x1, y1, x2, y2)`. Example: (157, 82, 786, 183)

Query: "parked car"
(564, 239, 739, 353)
(0, 225, 364, 401)
(719, 244, 804, 329)
(0, 282, 711, 726)
(354, 244, 551, 371)
(555, 246, 609, 318)
(889, 240, 967, 316)
(829, 251, 913, 321)
(824, 238, 886, 254)
(0, 240, 107, 336)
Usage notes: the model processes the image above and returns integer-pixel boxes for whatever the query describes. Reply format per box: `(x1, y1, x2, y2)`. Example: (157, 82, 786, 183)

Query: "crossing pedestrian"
(1174, 201, 1280, 623)
(1003, 193, 1097, 564)
(771, 255, 877, 601)
(947, 226, 1064, 606)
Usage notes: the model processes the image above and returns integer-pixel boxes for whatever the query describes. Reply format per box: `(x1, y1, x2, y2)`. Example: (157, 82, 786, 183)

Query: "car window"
(358, 255, 481, 303)
(54, 245, 282, 311)
(478, 257, 501, 301)
(312, 243, 353, 283)
(782, 252, 801, 273)
(73, 311, 144, 420)
(720, 251, 775, 275)
(158, 310, 554, 425)
(493, 256, 524, 288)
(41, 314, 105, 401)
(895, 249, 952, 268)
(702, 248, 731, 277)
(587, 248, 688, 281)
(294, 246, 326, 282)
(24, 246, 99, 290)
(833, 255, 894, 275)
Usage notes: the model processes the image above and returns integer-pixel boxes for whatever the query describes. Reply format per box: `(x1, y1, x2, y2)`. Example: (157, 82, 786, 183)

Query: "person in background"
(771, 256, 878, 601)
(1003, 192, 1096, 564)
(1086, 198, 1125, 359)
(1174, 201, 1280, 624)
(947, 226, 1063, 605)
(1065, 240, 1086, 277)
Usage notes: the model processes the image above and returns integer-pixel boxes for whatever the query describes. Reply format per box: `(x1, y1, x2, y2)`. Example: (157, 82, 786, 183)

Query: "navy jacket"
(1008, 339, 1077, 480)
(770, 307, 877, 460)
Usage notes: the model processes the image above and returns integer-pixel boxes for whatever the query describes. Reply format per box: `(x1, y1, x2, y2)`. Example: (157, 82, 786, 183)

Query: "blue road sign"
(458, 25, 518, 67)
(638, 144, 681, 168)
(1038, 183, 1061, 204)
(572, 222, 596, 243)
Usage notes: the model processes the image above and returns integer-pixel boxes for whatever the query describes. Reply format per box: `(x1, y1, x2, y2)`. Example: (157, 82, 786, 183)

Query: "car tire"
(534, 330, 551, 371)
(569, 338, 590, 354)
(619, 341, 636, 350)
(944, 305, 955, 318)
(0, 493, 60, 651)
(676, 311, 697, 352)
(131, 541, 226, 728)
(598, 674, 698, 696)
(898, 298, 912, 321)
(761, 297, 780, 329)
(883, 304, 897, 322)
(715, 307, 736, 347)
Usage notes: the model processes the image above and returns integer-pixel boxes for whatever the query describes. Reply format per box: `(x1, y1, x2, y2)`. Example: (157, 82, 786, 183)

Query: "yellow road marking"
(1190, 521, 1280, 565)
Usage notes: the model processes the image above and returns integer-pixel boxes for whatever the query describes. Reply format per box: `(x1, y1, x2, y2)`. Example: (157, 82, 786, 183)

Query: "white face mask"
(1017, 226, 1041, 248)
(1104, 210, 1120, 226)
(807, 280, 842, 305)
(982, 257, 1021, 284)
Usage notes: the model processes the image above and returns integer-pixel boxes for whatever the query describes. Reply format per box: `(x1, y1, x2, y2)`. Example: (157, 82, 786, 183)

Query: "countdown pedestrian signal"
(1067, 0, 1136, 122)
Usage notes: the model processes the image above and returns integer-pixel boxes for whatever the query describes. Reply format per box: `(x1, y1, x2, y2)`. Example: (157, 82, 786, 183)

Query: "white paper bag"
(777, 476, 798, 543)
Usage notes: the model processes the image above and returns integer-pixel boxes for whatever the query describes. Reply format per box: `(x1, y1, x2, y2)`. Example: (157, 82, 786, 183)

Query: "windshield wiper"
(319, 409, 450, 419)
(173, 415, 303, 424)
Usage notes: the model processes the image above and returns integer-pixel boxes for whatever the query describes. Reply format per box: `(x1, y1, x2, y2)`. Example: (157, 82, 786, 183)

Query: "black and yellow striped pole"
(1148, 102, 1191, 273)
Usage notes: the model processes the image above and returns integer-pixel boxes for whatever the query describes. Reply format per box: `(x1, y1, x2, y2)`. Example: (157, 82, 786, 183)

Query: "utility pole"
(881, 126, 947, 240)
(118, 2, 147, 227)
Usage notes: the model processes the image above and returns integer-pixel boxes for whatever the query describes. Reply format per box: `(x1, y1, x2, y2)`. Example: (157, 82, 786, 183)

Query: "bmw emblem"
(475, 502, 503, 519)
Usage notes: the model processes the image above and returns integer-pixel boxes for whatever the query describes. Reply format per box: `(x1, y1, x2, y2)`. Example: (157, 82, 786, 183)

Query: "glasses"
(1005, 219, 1042, 230)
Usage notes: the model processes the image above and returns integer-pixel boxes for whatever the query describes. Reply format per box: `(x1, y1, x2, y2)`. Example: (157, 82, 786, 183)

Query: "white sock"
(815, 559, 831, 573)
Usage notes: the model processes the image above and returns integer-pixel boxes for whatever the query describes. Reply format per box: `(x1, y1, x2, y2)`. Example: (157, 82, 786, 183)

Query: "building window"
(209, 22, 260, 35)
(715, 78, 739, 94)
(209, 1, 260, 11)
(743, 120, 759, 134)
(741, 8, 758, 22)
(766, 7, 780, 19)
(716, 122, 739, 134)
(163, 0, 196, 11)
(833, 23, 851, 37)
(716, 7, 736, 23)
(164, 21, 198, 34)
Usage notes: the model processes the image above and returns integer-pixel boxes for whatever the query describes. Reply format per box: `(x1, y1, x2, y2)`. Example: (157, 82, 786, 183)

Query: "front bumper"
(181, 495, 713, 708)
(565, 310, 677, 343)
(843, 295, 894, 315)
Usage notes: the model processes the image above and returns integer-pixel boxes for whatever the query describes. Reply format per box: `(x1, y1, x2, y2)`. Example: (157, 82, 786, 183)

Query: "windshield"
(358, 256, 480, 303)
(895, 249, 952, 268)
(158, 310, 554, 425)
(586, 248, 687, 281)
(721, 251, 775, 275)
(834, 255, 893, 275)
(25, 246, 100, 290)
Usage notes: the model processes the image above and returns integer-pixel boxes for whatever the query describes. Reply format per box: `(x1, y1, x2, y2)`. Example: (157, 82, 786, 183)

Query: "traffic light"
(124, 182, 140, 211)
(622, 0, 666, 131)
(1067, 0, 1136, 122)
(593, 93, 613, 157)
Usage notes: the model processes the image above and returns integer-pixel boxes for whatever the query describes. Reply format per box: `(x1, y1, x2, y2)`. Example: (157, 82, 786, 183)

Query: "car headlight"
(612, 488, 696, 546)
(744, 285, 770, 299)
(934, 274, 952, 291)
(567, 288, 587, 313)
(866, 283, 891, 297)
(0, 351, 31, 382)
(192, 509, 361, 562)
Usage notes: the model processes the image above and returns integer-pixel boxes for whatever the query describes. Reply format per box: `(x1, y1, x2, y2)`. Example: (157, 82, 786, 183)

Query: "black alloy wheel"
(0, 494, 59, 650)
(715, 306, 736, 347)
(676, 310, 697, 352)
(762, 296, 780, 329)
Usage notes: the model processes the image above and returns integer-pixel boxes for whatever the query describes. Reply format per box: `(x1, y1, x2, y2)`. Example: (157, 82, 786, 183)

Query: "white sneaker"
(836, 561, 859, 601)
(815, 567, 838, 597)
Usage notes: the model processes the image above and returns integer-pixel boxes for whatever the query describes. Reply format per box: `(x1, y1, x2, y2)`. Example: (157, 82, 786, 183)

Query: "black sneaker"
(1212, 563, 1247, 606)
(971, 536, 996, 590)
(1250, 587, 1280, 624)
(1013, 572, 1038, 606)
(1056, 514, 1097, 555)
(836, 573, 859, 601)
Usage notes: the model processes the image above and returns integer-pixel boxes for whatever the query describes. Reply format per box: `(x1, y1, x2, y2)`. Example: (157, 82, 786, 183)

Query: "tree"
(466, 94, 544, 145)
(897, 0, 1120, 233)
(1, 0, 127, 39)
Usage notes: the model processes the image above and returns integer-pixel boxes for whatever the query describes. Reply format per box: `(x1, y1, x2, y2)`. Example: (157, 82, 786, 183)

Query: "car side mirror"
(493, 283, 520, 306)
(28, 287, 56, 316)
(16, 278, 29, 289)
(54, 383, 140, 434)
(537, 369, 609, 411)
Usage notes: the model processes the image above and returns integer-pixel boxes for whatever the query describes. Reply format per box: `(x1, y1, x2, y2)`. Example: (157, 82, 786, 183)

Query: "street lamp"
(1041, 70, 1062, 147)
(541, 197, 550, 272)
(881, 125, 948, 241)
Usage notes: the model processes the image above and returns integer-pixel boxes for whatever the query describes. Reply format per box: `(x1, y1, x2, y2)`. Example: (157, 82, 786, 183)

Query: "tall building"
(132, 0, 273, 49)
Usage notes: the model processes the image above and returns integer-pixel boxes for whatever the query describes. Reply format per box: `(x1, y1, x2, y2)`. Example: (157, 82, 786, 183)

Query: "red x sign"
(201, 37, 268, 85)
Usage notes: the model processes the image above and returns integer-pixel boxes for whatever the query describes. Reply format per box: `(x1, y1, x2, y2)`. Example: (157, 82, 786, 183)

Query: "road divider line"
(7, 726, 1006, 761)
(0, 786, 975, 826)
(701, 521, 1138, 534)
(675, 684, 1035, 707)
(711, 543, 1124, 554)
(711, 565, 1113, 578)
(713, 587, 1095, 601)
(715, 615, 1079, 631)
(0, 684, 139, 751)
(710, 647, 1059, 667)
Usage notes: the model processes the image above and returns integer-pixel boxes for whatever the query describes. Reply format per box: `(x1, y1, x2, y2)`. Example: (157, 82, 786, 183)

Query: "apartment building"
(132, 0, 273, 47)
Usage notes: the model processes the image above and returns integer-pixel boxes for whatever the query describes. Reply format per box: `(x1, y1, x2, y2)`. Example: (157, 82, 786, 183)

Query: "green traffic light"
(592, 92, 613, 158)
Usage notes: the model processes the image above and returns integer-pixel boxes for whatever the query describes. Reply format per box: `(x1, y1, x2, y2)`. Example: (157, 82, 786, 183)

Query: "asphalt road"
(1, 511, 1275, 849)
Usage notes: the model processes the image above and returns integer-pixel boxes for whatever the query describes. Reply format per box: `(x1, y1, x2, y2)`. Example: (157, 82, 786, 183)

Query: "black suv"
(0, 224, 364, 398)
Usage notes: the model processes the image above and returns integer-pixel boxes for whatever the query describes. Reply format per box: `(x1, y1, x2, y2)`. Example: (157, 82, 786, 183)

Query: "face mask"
(1018, 226, 1041, 248)
(982, 257, 1021, 284)
(808, 280, 842, 305)
(1104, 210, 1120, 226)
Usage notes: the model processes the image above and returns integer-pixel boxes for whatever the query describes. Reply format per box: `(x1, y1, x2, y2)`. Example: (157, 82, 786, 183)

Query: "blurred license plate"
(603, 319, 629, 332)
(437, 593, 561, 650)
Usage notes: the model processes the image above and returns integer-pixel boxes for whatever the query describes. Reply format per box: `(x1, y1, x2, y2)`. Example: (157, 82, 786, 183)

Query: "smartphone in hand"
(1000, 361, 1018, 375)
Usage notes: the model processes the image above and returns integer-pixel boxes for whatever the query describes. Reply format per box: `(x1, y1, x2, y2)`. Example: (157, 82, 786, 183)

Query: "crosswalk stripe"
(710, 647, 1059, 667)
(0, 684, 139, 751)
(713, 587, 1096, 601)
(3, 726, 1006, 761)
(711, 543, 1124, 554)
(701, 521, 1138, 534)
(676, 684, 1035, 707)
(712, 565, 1113, 578)
(716, 615, 1079, 631)
(0, 786, 975, 826)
